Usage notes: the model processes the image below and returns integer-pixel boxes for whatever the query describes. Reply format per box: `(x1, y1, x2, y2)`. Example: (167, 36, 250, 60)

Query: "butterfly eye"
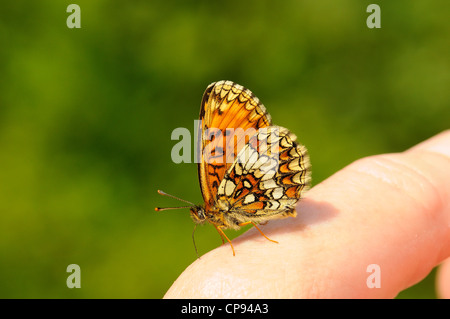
(189, 206, 205, 221)
(197, 208, 206, 220)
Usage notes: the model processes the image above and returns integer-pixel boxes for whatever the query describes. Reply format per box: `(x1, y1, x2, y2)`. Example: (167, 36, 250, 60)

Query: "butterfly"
(156, 80, 311, 256)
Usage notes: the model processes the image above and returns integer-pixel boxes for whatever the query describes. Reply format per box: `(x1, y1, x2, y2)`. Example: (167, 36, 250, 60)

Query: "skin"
(164, 130, 450, 298)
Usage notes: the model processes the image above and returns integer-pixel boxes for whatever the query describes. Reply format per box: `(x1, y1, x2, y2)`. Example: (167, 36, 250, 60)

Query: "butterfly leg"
(239, 221, 278, 244)
(214, 225, 235, 256)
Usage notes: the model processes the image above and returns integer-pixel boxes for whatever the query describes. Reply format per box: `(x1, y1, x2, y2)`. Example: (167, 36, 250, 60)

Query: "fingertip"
(408, 130, 450, 158)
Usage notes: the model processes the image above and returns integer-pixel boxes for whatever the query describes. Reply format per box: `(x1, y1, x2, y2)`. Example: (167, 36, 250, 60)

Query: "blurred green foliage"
(0, 0, 448, 298)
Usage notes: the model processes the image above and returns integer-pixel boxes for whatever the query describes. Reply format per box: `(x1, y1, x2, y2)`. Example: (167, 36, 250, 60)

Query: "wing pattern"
(198, 80, 272, 210)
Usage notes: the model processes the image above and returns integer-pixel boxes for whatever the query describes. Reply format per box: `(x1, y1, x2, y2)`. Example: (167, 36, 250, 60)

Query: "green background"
(0, 1, 448, 298)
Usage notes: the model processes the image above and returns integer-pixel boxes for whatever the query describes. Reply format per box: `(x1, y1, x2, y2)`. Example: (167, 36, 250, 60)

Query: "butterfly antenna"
(155, 190, 195, 211)
(154, 206, 191, 211)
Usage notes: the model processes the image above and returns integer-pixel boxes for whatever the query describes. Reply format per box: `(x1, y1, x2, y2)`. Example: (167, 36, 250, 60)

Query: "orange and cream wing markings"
(215, 126, 311, 229)
(198, 80, 271, 210)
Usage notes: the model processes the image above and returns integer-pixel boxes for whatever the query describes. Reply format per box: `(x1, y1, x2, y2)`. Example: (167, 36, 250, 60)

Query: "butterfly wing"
(198, 81, 272, 209)
(216, 126, 311, 228)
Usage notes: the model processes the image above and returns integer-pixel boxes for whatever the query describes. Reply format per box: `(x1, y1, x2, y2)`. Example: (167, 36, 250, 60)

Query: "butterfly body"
(193, 81, 310, 241)
(157, 80, 311, 255)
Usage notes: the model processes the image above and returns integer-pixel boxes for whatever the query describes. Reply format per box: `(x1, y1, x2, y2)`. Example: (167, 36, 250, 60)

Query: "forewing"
(198, 81, 272, 209)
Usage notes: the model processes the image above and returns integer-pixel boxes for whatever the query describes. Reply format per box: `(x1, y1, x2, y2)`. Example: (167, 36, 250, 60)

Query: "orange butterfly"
(156, 81, 311, 256)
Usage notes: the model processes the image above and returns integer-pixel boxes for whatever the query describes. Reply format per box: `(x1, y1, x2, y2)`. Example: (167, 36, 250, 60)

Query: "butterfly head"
(189, 206, 208, 224)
